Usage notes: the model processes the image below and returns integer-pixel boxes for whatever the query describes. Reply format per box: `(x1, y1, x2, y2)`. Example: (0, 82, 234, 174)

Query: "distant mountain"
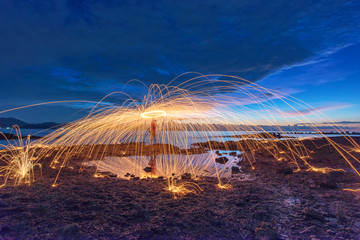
(0, 117, 27, 128)
(23, 122, 62, 129)
(297, 121, 360, 125)
(0, 117, 62, 129)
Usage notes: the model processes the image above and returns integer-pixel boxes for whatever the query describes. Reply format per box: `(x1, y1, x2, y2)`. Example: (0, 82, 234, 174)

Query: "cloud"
(281, 104, 354, 118)
(51, 67, 85, 83)
(0, 0, 360, 121)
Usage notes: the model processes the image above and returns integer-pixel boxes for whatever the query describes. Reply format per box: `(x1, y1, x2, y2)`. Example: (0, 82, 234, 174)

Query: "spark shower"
(1, 74, 359, 197)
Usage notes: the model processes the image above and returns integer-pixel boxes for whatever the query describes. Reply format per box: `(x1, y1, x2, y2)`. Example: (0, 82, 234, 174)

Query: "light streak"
(167, 178, 203, 199)
(0, 127, 41, 187)
(141, 110, 167, 118)
(217, 183, 233, 190)
(0, 74, 359, 197)
(343, 183, 360, 192)
(343, 188, 360, 192)
(306, 167, 345, 174)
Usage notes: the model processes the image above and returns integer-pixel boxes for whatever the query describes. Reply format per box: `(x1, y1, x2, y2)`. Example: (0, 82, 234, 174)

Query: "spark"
(217, 183, 233, 190)
(166, 179, 203, 199)
(343, 187, 360, 192)
(1, 74, 360, 198)
(0, 127, 42, 186)
(306, 167, 345, 174)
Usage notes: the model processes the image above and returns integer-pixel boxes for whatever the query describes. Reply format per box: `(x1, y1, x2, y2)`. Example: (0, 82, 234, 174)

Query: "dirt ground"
(1, 137, 360, 239)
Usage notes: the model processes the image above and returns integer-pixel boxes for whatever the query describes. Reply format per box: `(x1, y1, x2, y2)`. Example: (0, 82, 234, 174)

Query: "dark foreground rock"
(254, 222, 278, 240)
(215, 156, 229, 164)
(0, 137, 360, 239)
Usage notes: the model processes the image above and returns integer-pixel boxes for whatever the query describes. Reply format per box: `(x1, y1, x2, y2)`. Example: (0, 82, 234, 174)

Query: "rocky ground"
(1, 137, 360, 239)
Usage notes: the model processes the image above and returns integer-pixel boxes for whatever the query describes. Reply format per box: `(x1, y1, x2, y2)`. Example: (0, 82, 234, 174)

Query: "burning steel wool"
(1, 74, 360, 196)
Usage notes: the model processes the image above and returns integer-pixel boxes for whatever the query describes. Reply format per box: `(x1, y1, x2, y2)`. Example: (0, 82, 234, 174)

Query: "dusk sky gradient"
(0, 0, 360, 124)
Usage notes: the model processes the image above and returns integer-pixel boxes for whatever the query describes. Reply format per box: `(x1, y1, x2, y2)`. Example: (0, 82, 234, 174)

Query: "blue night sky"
(0, 0, 360, 124)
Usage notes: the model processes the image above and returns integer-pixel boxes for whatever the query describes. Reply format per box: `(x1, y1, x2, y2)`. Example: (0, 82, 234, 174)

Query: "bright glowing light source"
(140, 110, 166, 118)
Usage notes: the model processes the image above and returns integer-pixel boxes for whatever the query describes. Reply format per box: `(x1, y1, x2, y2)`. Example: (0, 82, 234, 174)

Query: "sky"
(0, 0, 360, 125)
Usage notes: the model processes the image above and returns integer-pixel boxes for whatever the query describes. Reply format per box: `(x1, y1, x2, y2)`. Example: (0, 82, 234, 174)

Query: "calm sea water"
(1, 128, 359, 149)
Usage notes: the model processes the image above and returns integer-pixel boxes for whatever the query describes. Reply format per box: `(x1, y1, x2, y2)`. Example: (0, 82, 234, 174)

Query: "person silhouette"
(150, 119, 157, 144)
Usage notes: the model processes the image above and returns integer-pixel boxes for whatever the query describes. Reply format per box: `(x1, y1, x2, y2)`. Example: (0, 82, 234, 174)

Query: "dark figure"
(150, 119, 157, 144)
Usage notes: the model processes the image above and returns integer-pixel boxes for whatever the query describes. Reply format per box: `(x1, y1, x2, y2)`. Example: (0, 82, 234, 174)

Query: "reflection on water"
(143, 154, 157, 177)
(149, 154, 156, 176)
(0, 128, 55, 149)
(87, 150, 243, 179)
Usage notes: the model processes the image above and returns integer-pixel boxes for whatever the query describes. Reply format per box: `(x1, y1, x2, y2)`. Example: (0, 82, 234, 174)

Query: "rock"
(302, 207, 324, 221)
(253, 210, 269, 221)
(254, 222, 278, 240)
(181, 173, 191, 180)
(231, 166, 241, 174)
(143, 167, 152, 173)
(130, 208, 150, 221)
(300, 225, 315, 234)
(215, 150, 222, 156)
(325, 217, 338, 223)
(215, 157, 229, 164)
(109, 173, 117, 178)
(55, 224, 82, 240)
(276, 166, 293, 175)
(0, 226, 10, 234)
(229, 151, 237, 156)
(353, 221, 360, 229)
(318, 178, 337, 189)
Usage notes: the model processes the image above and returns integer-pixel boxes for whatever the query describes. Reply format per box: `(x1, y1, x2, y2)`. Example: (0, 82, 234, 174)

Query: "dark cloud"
(0, 0, 360, 121)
